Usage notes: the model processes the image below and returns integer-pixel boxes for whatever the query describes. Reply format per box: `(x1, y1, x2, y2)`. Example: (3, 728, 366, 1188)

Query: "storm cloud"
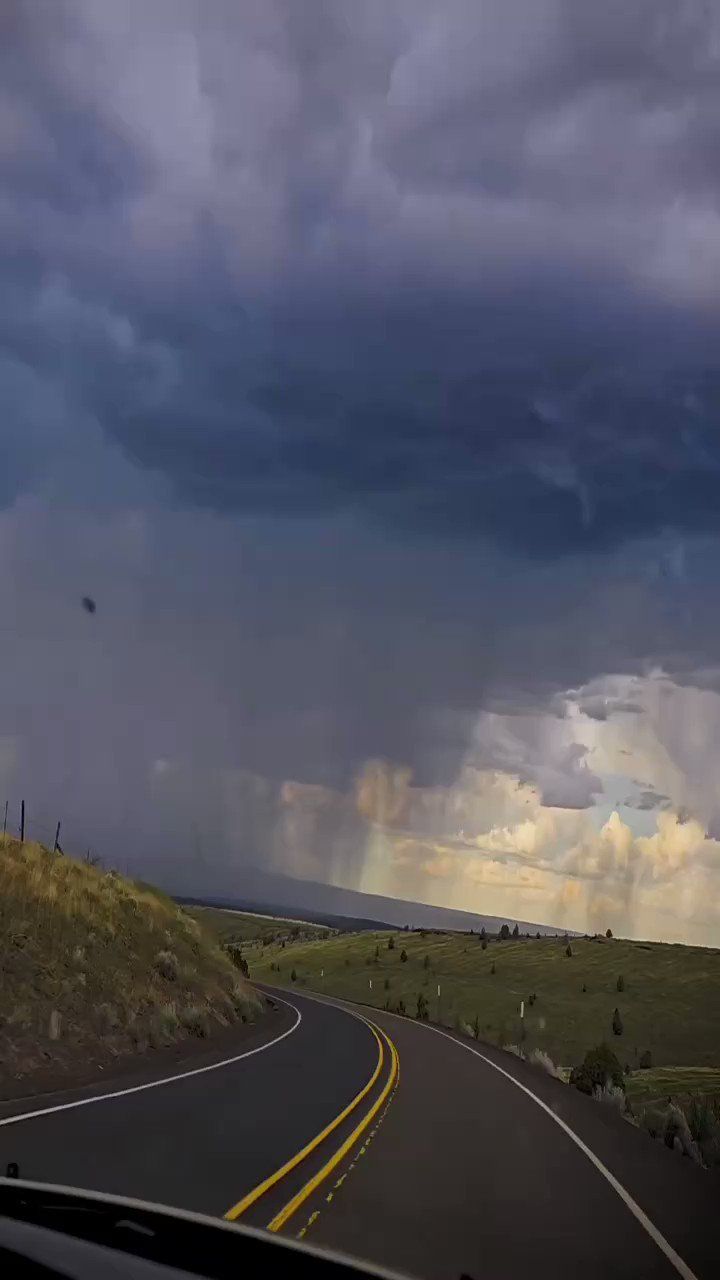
(1, 2, 720, 940)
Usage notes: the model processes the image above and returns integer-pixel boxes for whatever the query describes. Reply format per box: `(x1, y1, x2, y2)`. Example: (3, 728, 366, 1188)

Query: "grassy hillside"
(0, 836, 263, 1090)
(187, 905, 333, 946)
(249, 928, 720, 1071)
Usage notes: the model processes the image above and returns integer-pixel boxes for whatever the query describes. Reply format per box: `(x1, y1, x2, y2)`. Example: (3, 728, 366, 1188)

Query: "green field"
(626, 1067, 720, 1109)
(248, 928, 720, 1072)
(187, 905, 333, 946)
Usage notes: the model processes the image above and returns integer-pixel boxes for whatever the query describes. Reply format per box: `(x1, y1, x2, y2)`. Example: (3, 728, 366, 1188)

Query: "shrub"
(528, 992, 537, 1006)
(230, 983, 260, 1021)
(499, 924, 510, 940)
(606, 928, 613, 938)
(290, 968, 297, 982)
(529, 1048, 562, 1079)
(400, 949, 408, 963)
(686, 1094, 719, 1146)
(593, 1082, 626, 1113)
(581, 983, 587, 993)
(565, 944, 572, 957)
(387, 936, 395, 950)
(616, 974, 625, 992)
(569, 1043, 624, 1095)
(416, 993, 429, 1020)
(481, 938, 487, 951)
(154, 949, 178, 982)
(612, 1007, 623, 1036)
(490, 961, 496, 975)
(639, 1049, 652, 1069)
(512, 924, 519, 938)
(396, 999, 406, 1016)
(152, 1004, 180, 1045)
(640, 1106, 667, 1139)
(225, 945, 249, 976)
(180, 1005, 210, 1038)
(472, 1013, 480, 1040)
(664, 1105, 702, 1164)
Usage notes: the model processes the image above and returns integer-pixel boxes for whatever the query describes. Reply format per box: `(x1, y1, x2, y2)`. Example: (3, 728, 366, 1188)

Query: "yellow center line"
(224, 1019, 384, 1221)
(267, 1023, 400, 1233)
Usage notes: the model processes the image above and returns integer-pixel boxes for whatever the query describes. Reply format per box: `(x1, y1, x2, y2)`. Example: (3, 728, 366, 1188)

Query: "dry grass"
(0, 835, 263, 1089)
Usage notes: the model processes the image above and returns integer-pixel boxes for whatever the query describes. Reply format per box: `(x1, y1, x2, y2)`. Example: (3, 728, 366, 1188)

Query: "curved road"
(0, 987, 718, 1279)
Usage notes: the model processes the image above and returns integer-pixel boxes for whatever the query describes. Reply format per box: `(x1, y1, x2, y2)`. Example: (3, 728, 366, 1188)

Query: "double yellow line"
(225, 1012, 399, 1233)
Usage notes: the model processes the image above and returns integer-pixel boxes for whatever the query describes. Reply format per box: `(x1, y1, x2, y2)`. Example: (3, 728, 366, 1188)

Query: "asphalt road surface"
(0, 987, 718, 1280)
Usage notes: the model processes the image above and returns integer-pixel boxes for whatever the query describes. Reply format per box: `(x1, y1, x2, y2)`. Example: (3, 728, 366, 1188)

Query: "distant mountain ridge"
(171, 864, 572, 936)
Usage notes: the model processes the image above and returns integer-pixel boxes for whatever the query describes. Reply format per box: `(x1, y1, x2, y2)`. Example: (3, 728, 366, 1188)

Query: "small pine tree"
(616, 974, 625, 992)
(472, 1013, 480, 1040)
(400, 949, 408, 963)
(375, 944, 380, 960)
(490, 961, 496, 975)
(528, 992, 537, 1005)
(499, 924, 511, 940)
(606, 928, 613, 938)
(387, 936, 395, 951)
(281, 940, 286, 949)
(423, 953, 430, 969)
(565, 944, 573, 957)
(397, 999, 406, 1016)
(535, 931, 541, 939)
(481, 938, 487, 951)
(581, 982, 587, 993)
(291, 968, 297, 983)
(612, 1007, 623, 1036)
(639, 1049, 652, 1069)
(480, 927, 486, 940)
(416, 992, 429, 1021)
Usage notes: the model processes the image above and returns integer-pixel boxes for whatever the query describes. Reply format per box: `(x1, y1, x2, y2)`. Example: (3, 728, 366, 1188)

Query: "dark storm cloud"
(2, 1, 720, 555)
(2, 0, 720, 873)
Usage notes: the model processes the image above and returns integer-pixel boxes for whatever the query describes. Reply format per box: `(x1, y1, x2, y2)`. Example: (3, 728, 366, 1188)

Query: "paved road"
(0, 987, 718, 1280)
(0, 993, 376, 1220)
(310, 1001, 720, 1280)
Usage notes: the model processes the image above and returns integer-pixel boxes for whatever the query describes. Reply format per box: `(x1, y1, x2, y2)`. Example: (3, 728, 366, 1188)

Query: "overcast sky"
(2, 1, 720, 942)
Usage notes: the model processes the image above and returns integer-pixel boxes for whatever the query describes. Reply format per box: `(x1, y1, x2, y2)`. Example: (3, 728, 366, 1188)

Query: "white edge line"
(0, 999, 302, 1130)
(270, 988, 698, 1280)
